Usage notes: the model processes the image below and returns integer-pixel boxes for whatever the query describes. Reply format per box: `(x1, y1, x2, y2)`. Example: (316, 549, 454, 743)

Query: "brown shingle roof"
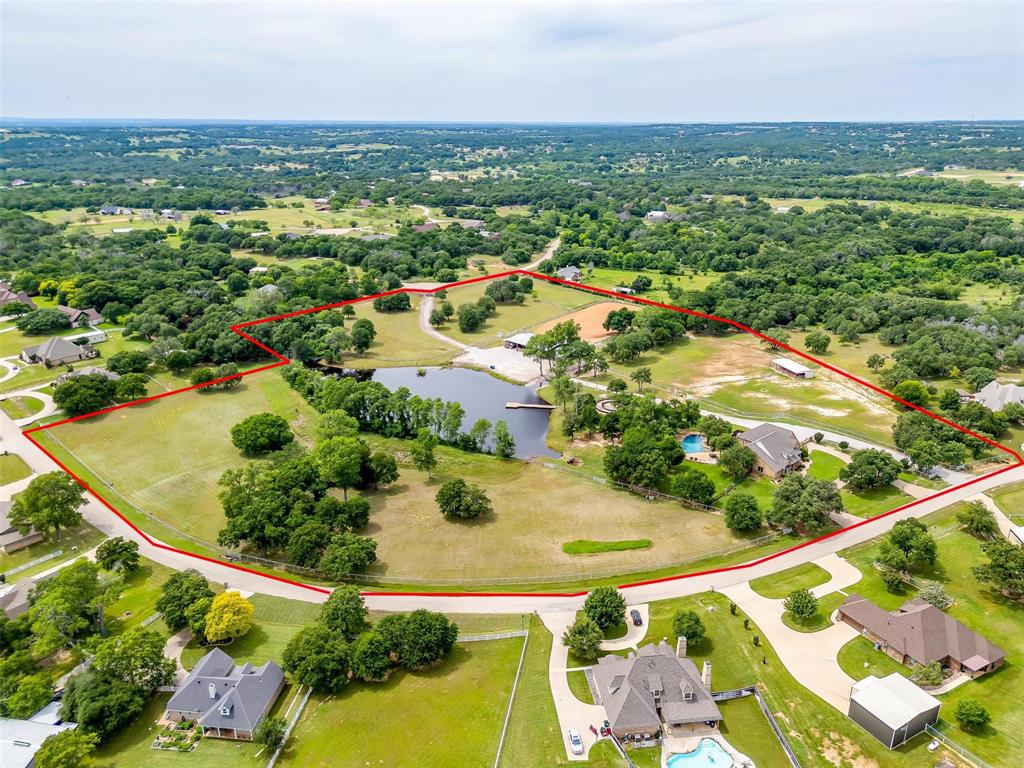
(838, 594, 1004, 669)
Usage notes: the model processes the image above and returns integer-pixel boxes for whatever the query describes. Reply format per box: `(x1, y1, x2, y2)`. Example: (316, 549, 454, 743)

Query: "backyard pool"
(666, 738, 734, 768)
(681, 433, 708, 454)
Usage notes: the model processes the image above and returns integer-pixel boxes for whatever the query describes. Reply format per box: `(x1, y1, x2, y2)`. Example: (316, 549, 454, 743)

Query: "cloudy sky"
(2, 1, 1022, 122)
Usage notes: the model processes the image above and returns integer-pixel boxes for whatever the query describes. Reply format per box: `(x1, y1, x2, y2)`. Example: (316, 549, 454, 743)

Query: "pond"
(360, 366, 558, 460)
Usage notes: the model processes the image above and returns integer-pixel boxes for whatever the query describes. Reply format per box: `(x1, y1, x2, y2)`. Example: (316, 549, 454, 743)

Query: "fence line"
(751, 687, 802, 768)
(1, 548, 63, 580)
(461, 630, 529, 643)
(492, 632, 530, 768)
(925, 723, 994, 768)
(267, 686, 312, 768)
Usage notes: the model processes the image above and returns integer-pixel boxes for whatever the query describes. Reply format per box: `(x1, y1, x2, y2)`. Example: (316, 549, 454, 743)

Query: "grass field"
(762, 196, 1024, 223)
(562, 539, 652, 555)
(933, 167, 1024, 186)
(36, 373, 319, 543)
(0, 452, 32, 484)
(841, 484, 913, 518)
(279, 638, 523, 768)
(806, 450, 846, 481)
(438, 279, 597, 347)
(781, 591, 846, 633)
(340, 296, 458, 368)
(566, 669, 594, 703)
(0, 394, 44, 420)
(989, 481, 1024, 523)
(749, 562, 831, 599)
(837, 635, 911, 682)
(840, 503, 1024, 760)
(581, 267, 720, 303)
(105, 559, 178, 635)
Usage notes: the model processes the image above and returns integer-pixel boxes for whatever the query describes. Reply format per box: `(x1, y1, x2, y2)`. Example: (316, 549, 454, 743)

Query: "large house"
(973, 380, 1024, 412)
(56, 305, 103, 327)
(0, 501, 44, 554)
(0, 282, 36, 312)
(1, 716, 78, 768)
(20, 337, 98, 367)
(556, 265, 582, 282)
(164, 648, 285, 741)
(837, 594, 1005, 679)
(848, 673, 940, 749)
(735, 424, 803, 480)
(591, 641, 721, 740)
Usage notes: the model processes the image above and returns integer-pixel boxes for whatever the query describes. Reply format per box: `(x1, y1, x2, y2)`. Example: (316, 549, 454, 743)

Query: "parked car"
(568, 729, 584, 755)
(630, 609, 643, 626)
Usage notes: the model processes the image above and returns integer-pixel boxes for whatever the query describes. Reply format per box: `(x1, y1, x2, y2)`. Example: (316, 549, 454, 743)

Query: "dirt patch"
(819, 732, 879, 768)
(537, 300, 628, 342)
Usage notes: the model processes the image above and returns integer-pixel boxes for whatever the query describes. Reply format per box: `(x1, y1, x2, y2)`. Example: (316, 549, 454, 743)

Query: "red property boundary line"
(22, 269, 1024, 600)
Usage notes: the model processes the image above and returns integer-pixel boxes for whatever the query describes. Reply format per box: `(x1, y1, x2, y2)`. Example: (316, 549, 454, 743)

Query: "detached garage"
(848, 674, 940, 749)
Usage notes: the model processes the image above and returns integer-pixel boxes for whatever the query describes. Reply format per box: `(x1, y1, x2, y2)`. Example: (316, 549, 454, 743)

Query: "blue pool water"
(667, 738, 734, 768)
(681, 433, 708, 454)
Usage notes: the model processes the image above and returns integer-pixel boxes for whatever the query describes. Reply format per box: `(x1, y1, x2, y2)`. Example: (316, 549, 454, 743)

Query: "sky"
(2, 1, 1022, 122)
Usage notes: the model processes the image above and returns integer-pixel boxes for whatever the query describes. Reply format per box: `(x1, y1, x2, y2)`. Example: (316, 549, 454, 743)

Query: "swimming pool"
(666, 738, 734, 768)
(681, 433, 708, 454)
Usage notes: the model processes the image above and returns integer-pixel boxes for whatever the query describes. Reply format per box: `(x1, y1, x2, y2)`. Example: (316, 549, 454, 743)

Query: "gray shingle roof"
(838, 594, 1005, 670)
(22, 336, 92, 364)
(736, 423, 802, 474)
(592, 642, 720, 731)
(165, 649, 284, 734)
(975, 381, 1024, 412)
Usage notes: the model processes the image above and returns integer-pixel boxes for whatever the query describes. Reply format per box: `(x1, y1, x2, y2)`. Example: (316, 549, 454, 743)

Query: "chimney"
(701, 660, 712, 690)
(208, 682, 217, 700)
(676, 636, 687, 658)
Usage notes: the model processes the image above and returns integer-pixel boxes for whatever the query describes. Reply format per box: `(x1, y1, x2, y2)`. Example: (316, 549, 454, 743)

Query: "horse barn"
(770, 357, 815, 379)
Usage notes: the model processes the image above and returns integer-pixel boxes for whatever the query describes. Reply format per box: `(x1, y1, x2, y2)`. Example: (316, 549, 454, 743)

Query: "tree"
(190, 367, 216, 387)
(839, 449, 902, 490)
(351, 631, 392, 681)
(114, 372, 148, 401)
(28, 560, 120, 653)
(156, 569, 213, 632)
(368, 451, 399, 489)
(878, 519, 937, 573)
(723, 493, 762, 531)
(583, 586, 626, 631)
(16, 308, 71, 334)
(866, 353, 886, 372)
(95, 537, 140, 572)
(783, 589, 818, 620)
(53, 374, 118, 416)
(804, 331, 831, 354)
(917, 581, 952, 609)
(908, 438, 942, 471)
(893, 380, 930, 407)
(282, 625, 351, 692)
(317, 532, 377, 578)
(973, 539, 1024, 600)
(286, 520, 331, 567)
(469, 418, 492, 452)
(5, 672, 53, 718)
(671, 469, 716, 505)
(957, 500, 999, 540)
(317, 410, 360, 441)
(59, 670, 144, 741)
(203, 591, 254, 643)
(671, 610, 706, 645)
(254, 716, 287, 751)
(562, 614, 602, 661)
(410, 428, 438, 477)
(630, 367, 653, 392)
(493, 420, 515, 459)
(318, 585, 368, 640)
(92, 628, 174, 694)
(34, 730, 98, 768)
(954, 699, 990, 732)
(912, 661, 944, 686)
(106, 350, 150, 374)
(962, 366, 997, 392)
(435, 478, 492, 520)
(314, 436, 366, 499)
(395, 610, 458, 669)
(9, 472, 86, 541)
(350, 318, 377, 353)
(718, 445, 756, 481)
(230, 413, 294, 454)
(768, 474, 843, 533)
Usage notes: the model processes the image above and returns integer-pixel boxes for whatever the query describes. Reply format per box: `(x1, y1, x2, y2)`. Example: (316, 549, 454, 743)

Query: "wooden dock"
(505, 402, 555, 410)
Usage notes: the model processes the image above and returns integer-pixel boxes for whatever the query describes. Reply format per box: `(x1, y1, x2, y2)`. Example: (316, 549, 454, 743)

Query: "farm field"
(279, 638, 522, 768)
(761, 196, 1024, 223)
(933, 167, 1024, 186)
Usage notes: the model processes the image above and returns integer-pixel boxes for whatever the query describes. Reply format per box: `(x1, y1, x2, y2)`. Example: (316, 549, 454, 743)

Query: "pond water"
(365, 366, 558, 460)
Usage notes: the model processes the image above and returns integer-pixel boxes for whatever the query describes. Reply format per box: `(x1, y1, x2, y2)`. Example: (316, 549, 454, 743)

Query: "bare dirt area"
(536, 300, 628, 342)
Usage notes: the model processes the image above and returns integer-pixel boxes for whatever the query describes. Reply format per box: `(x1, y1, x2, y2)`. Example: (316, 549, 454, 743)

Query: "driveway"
(600, 603, 649, 651)
(538, 610, 607, 761)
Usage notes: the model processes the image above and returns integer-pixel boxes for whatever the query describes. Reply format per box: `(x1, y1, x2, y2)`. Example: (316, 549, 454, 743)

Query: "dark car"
(630, 609, 642, 626)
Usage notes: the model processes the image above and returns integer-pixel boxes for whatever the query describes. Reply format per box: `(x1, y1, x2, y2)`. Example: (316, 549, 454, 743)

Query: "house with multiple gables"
(56, 305, 103, 327)
(0, 282, 36, 312)
(20, 337, 99, 367)
(735, 423, 804, 480)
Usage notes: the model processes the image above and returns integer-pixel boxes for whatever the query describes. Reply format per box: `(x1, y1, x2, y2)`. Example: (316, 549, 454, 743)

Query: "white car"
(568, 729, 584, 755)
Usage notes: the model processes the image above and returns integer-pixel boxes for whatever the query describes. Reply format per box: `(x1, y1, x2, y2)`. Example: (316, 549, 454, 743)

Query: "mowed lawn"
(341, 295, 459, 367)
(438, 279, 597, 347)
(840, 484, 913, 518)
(279, 638, 523, 768)
(0, 452, 32, 485)
(361, 435, 749, 581)
(36, 373, 319, 543)
(990, 481, 1024, 523)
(840, 503, 1024, 761)
(749, 562, 831, 599)
(806, 449, 846, 481)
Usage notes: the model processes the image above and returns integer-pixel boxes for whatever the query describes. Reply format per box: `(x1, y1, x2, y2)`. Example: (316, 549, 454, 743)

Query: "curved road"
(8, 403, 1023, 613)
